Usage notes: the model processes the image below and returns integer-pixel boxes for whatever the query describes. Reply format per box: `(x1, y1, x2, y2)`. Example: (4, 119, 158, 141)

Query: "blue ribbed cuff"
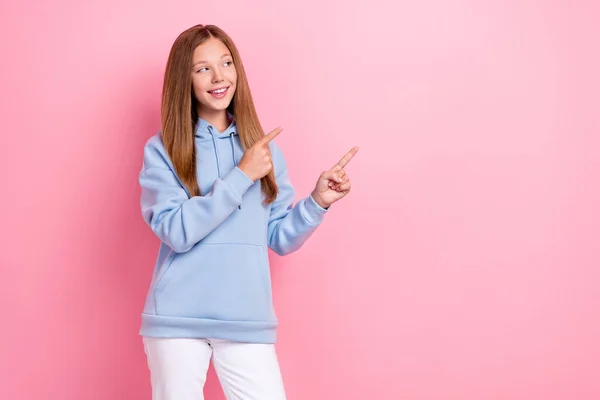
(222, 167, 255, 201)
(300, 193, 329, 225)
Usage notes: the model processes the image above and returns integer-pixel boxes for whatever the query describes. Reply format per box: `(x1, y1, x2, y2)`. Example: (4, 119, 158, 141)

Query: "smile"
(208, 87, 229, 95)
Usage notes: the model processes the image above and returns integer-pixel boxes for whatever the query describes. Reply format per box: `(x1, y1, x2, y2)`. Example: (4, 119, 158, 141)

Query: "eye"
(223, 61, 233, 67)
(197, 67, 208, 73)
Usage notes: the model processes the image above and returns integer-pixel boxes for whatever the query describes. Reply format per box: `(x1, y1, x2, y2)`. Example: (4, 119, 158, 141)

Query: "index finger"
(333, 146, 359, 169)
(258, 127, 283, 146)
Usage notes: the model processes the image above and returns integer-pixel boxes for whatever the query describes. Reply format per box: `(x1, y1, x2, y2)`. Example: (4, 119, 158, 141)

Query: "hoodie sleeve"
(139, 136, 254, 253)
(267, 141, 329, 256)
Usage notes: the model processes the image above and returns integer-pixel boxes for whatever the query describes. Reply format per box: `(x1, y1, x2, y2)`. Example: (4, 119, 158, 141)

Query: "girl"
(138, 24, 358, 400)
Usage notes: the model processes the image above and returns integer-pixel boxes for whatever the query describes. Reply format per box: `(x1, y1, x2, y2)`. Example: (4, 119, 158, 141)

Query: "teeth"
(212, 88, 226, 94)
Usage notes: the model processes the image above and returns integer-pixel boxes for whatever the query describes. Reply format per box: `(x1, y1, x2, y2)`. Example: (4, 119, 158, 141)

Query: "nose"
(212, 68, 224, 83)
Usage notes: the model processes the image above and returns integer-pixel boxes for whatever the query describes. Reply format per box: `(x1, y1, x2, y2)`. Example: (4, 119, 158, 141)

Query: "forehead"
(192, 38, 231, 63)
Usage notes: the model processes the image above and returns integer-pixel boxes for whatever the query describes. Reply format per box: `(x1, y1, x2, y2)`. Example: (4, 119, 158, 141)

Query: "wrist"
(238, 165, 256, 182)
(311, 191, 330, 209)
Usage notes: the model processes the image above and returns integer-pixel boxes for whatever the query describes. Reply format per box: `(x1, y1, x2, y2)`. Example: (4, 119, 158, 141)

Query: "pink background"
(1, 0, 599, 398)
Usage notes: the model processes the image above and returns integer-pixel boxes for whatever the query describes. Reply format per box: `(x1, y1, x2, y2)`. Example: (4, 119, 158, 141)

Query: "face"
(191, 37, 237, 117)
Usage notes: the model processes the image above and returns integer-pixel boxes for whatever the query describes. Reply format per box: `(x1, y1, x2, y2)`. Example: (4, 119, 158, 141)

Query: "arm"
(139, 136, 254, 253)
(267, 142, 329, 256)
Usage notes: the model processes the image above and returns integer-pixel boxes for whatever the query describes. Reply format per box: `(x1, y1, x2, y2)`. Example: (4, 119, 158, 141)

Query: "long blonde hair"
(161, 24, 278, 203)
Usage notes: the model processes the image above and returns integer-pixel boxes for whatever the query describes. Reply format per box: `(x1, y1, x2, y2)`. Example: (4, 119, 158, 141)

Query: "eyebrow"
(193, 54, 232, 67)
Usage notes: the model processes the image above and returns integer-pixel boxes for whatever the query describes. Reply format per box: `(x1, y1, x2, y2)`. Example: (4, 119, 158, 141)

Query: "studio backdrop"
(1, 0, 599, 399)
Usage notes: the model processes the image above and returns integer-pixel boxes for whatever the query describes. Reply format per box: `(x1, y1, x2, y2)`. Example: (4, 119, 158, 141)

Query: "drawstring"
(209, 127, 223, 179)
(207, 126, 241, 209)
(229, 132, 235, 165)
(228, 132, 241, 209)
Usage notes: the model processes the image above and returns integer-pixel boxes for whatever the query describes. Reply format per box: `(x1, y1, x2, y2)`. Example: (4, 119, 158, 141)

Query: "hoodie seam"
(141, 312, 278, 324)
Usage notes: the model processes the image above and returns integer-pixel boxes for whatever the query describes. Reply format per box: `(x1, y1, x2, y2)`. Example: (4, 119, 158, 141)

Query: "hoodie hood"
(194, 112, 238, 140)
(194, 113, 239, 181)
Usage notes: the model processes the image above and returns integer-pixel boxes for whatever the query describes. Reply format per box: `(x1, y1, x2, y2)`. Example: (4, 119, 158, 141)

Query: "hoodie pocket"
(154, 243, 273, 322)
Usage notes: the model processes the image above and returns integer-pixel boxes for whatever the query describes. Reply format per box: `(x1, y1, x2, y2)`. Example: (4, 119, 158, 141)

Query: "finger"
(333, 146, 359, 169)
(333, 181, 349, 190)
(336, 182, 351, 192)
(333, 175, 349, 186)
(258, 127, 283, 146)
(321, 170, 343, 183)
(262, 147, 272, 160)
(333, 173, 350, 188)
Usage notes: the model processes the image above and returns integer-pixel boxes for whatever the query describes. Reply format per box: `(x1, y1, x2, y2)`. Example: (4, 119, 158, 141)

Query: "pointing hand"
(238, 127, 283, 182)
(311, 147, 359, 209)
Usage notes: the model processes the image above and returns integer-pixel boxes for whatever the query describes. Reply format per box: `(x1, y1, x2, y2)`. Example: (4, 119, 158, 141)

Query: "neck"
(198, 108, 230, 133)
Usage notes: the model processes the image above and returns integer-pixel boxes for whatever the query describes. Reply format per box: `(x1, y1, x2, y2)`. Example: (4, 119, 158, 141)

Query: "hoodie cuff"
(300, 193, 329, 225)
(222, 167, 255, 201)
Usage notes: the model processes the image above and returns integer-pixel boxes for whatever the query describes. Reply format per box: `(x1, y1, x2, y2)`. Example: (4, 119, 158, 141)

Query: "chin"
(203, 96, 233, 110)
(210, 101, 233, 112)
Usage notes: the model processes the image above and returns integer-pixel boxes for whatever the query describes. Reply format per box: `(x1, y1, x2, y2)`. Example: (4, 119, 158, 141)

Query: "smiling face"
(191, 37, 237, 121)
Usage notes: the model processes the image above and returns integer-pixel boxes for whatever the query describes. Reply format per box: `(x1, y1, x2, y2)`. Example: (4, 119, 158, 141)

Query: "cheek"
(227, 69, 238, 86)
(191, 75, 208, 97)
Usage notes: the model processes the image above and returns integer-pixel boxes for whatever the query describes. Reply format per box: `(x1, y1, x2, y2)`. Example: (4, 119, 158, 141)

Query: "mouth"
(208, 86, 230, 99)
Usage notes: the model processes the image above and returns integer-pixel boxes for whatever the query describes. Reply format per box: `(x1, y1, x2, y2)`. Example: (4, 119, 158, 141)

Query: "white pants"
(143, 337, 287, 400)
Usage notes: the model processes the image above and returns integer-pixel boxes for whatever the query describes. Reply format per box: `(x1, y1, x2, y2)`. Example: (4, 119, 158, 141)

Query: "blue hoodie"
(138, 116, 328, 343)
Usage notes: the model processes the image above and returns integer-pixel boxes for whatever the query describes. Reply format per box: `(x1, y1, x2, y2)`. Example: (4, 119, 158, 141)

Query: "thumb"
(320, 170, 343, 183)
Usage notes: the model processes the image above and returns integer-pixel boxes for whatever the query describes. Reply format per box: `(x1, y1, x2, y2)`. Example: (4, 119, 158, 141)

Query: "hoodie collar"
(195, 112, 238, 140)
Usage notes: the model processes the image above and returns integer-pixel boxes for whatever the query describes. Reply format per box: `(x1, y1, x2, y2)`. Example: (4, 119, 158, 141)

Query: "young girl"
(138, 24, 358, 400)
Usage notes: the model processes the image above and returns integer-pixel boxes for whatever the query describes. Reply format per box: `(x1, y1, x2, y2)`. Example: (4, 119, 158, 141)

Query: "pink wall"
(2, 0, 599, 398)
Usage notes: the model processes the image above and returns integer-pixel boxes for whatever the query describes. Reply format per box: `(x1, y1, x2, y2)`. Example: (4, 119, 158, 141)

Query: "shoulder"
(141, 132, 174, 171)
(268, 139, 289, 173)
(144, 132, 165, 152)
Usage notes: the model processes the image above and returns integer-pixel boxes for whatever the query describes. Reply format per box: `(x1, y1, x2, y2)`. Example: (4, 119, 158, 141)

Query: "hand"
(238, 127, 283, 181)
(311, 147, 359, 209)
